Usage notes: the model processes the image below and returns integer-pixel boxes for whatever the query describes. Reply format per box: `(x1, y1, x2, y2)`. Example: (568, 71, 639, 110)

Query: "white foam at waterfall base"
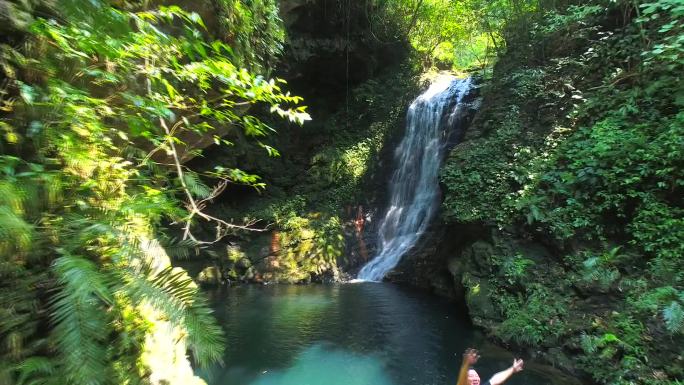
(357, 76, 472, 282)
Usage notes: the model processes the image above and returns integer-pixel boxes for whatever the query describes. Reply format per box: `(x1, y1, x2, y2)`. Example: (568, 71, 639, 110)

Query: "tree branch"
(159, 117, 270, 245)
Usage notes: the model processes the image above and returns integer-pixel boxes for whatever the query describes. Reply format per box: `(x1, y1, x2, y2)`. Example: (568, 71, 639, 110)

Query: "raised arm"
(456, 349, 479, 385)
(487, 358, 524, 385)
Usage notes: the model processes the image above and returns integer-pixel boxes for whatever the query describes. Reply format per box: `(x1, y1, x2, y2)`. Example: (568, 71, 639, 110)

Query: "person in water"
(456, 348, 524, 385)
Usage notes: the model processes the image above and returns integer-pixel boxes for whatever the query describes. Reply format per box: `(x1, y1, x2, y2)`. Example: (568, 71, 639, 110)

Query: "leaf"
(259, 142, 280, 157)
(16, 357, 56, 385)
(181, 171, 211, 199)
(161, 78, 176, 99)
(663, 301, 684, 334)
(18, 83, 36, 105)
(189, 12, 207, 30)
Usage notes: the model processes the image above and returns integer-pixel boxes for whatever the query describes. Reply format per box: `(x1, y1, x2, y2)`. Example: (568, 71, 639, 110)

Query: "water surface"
(200, 283, 576, 385)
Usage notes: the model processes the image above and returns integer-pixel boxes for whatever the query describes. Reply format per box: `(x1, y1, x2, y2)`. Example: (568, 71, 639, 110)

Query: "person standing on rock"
(456, 348, 524, 385)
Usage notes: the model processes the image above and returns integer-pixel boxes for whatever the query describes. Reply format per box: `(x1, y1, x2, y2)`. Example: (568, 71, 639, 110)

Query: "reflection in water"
(250, 343, 394, 385)
(199, 284, 576, 385)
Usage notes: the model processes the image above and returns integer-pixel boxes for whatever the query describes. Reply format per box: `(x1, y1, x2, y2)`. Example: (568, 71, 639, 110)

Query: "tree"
(0, 1, 308, 384)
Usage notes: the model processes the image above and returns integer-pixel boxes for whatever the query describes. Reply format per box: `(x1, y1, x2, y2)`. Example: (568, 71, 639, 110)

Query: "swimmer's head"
(468, 369, 481, 385)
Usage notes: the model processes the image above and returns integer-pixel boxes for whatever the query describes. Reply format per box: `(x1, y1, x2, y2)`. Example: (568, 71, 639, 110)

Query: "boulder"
(197, 266, 222, 286)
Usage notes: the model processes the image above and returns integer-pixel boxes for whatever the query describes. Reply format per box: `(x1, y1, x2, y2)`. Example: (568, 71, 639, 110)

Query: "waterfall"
(357, 76, 472, 282)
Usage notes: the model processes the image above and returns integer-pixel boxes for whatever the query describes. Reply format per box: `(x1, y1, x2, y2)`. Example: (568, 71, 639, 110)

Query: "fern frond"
(1, 260, 44, 363)
(52, 256, 112, 304)
(118, 264, 195, 323)
(0, 206, 33, 255)
(149, 266, 197, 305)
(579, 332, 598, 353)
(184, 294, 225, 367)
(117, 262, 225, 366)
(0, 180, 26, 213)
(158, 236, 197, 260)
(16, 356, 57, 385)
(52, 216, 118, 257)
(181, 171, 211, 199)
(50, 256, 112, 385)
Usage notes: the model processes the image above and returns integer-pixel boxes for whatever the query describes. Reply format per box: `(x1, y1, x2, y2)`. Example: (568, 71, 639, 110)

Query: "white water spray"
(357, 76, 472, 282)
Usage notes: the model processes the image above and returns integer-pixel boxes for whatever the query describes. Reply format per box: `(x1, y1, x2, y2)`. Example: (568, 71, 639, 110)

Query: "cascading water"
(357, 75, 472, 282)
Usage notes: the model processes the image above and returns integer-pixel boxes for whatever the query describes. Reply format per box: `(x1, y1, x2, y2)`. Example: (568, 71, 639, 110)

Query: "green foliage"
(639, 0, 684, 65)
(663, 301, 684, 335)
(274, 214, 345, 282)
(634, 286, 684, 335)
(578, 247, 625, 291)
(182, 171, 212, 199)
(441, 105, 531, 224)
(518, 113, 683, 241)
(51, 256, 111, 385)
(442, 0, 683, 253)
(577, 311, 651, 385)
(630, 200, 684, 281)
(440, 0, 684, 383)
(496, 285, 569, 346)
(501, 254, 535, 284)
(631, 286, 680, 314)
(369, 0, 539, 70)
(0, 0, 307, 384)
(535, 4, 604, 36)
(213, 0, 284, 71)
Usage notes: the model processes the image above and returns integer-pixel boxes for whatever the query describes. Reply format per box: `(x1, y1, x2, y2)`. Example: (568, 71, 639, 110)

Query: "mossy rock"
(197, 266, 222, 286)
(464, 275, 501, 322)
(236, 257, 252, 270)
(462, 240, 498, 275)
(241, 266, 256, 281)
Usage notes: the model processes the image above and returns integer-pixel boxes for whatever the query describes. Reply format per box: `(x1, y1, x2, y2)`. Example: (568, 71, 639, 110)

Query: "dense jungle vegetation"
(0, 0, 682, 385)
(439, 1, 684, 384)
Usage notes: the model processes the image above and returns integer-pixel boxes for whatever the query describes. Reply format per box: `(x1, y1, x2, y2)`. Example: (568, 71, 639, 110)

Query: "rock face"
(180, 1, 422, 285)
(277, 0, 408, 107)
